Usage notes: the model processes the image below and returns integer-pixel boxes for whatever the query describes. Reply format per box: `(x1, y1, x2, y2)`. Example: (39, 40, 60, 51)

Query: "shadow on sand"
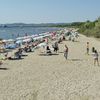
(0, 68, 9, 70)
(68, 59, 83, 61)
(21, 54, 28, 57)
(39, 53, 59, 56)
(59, 52, 64, 53)
(8, 58, 24, 60)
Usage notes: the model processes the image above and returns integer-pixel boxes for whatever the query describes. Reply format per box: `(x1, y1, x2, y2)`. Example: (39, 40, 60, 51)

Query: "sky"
(0, 0, 100, 24)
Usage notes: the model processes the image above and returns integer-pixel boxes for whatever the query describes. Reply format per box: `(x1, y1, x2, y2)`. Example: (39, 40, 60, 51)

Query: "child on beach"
(93, 50, 99, 66)
(86, 42, 89, 55)
(64, 45, 68, 60)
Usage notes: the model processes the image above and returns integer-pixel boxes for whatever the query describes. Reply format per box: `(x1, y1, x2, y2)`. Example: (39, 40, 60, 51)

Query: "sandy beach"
(0, 34, 100, 100)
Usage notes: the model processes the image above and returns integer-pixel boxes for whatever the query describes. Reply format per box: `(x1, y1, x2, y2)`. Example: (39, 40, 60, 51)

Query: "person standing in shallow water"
(64, 45, 68, 60)
(86, 42, 89, 55)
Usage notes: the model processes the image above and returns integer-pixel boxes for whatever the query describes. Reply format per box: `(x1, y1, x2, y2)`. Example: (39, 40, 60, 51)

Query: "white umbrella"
(2, 39, 8, 43)
(33, 36, 45, 40)
(16, 37, 24, 40)
(31, 34, 39, 38)
(16, 40, 23, 44)
(37, 42, 47, 47)
(23, 38, 32, 43)
(7, 39, 14, 42)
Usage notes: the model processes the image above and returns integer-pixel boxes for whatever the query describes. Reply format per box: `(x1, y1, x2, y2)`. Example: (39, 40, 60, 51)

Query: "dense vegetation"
(51, 17, 100, 38)
(48, 17, 100, 38)
(69, 18, 100, 38)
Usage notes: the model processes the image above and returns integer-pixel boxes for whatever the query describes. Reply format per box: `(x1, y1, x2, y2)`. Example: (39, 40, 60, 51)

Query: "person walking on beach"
(93, 50, 99, 66)
(86, 42, 89, 55)
(53, 41, 59, 53)
(92, 47, 95, 53)
(64, 45, 68, 60)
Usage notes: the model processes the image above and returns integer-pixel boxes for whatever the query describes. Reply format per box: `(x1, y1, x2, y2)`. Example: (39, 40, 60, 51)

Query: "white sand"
(0, 34, 100, 100)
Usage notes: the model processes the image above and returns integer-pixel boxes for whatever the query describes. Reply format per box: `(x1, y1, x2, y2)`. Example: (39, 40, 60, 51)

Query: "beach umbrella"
(31, 34, 39, 38)
(5, 44, 17, 49)
(16, 40, 23, 44)
(7, 39, 14, 42)
(4, 39, 15, 44)
(33, 36, 45, 40)
(23, 38, 32, 43)
(37, 42, 47, 47)
(16, 37, 24, 40)
(2, 39, 8, 43)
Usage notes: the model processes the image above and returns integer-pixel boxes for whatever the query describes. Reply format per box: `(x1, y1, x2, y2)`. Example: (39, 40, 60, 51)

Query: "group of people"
(0, 42, 36, 61)
(86, 42, 99, 66)
(45, 40, 69, 60)
(0, 32, 99, 66)
(63, 42, 99, 66)
(45, 41, 59, 55)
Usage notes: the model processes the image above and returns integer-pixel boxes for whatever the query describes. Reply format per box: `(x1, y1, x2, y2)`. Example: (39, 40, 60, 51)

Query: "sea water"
(0, 27, 60, 40)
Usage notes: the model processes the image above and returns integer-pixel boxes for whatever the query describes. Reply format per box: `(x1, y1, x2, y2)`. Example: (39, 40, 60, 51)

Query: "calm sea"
(0, 27, 60, 40)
